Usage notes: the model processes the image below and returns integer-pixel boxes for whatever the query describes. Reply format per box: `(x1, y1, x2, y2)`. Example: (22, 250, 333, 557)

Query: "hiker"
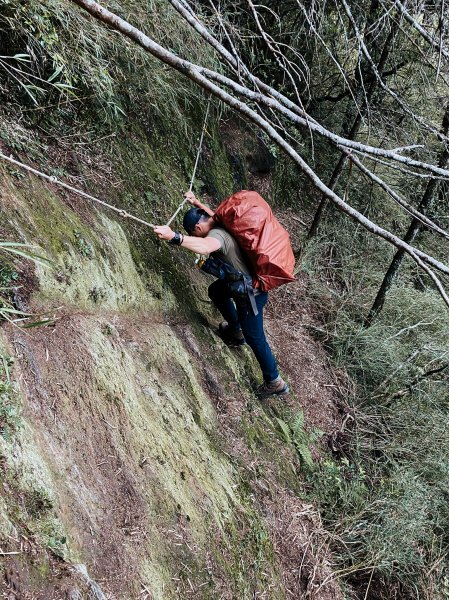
(153, 191, 289, 398)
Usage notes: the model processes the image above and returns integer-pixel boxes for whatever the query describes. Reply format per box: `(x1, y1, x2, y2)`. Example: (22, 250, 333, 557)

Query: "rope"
(166, 94, 212, 226)
(0, 152, 156, 228)
(0, 98, 212, 231)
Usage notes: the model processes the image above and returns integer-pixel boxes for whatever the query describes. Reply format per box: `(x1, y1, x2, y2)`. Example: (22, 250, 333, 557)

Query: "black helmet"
(182, 207, 208, 234)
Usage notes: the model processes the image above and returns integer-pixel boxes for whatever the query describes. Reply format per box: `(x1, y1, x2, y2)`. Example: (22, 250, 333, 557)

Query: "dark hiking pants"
(208, 279, 279, 382)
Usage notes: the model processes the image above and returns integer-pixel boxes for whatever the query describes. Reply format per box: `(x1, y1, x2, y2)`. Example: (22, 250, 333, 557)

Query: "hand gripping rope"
(0, 96, 212, 231)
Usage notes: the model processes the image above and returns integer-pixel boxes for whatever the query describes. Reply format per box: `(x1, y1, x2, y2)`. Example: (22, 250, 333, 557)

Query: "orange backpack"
(213, 190, 296, 292)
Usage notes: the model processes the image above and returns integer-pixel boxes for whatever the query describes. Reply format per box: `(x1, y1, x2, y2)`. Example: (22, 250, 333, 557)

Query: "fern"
(275, 411, 323, 471)
(275, 416, 292, 444)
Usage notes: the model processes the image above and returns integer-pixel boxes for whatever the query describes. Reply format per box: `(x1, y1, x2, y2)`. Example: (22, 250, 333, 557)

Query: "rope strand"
(0, 97, 212, 231)
(166, 95, 212, 226)
(0, 152, 156, 228)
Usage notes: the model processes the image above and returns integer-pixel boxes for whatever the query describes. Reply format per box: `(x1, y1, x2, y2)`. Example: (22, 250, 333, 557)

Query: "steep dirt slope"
(0, 147, 344, 599)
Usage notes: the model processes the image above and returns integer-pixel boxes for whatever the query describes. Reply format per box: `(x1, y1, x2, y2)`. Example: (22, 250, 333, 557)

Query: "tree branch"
(393, 0, 449, 63)
(70, 0, 449, 308)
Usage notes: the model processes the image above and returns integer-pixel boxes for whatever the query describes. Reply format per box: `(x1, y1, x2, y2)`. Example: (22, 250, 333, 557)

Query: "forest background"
(1, 0, 449, 599)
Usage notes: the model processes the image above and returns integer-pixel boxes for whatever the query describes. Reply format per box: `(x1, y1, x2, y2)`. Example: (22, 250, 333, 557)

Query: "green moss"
(0, 90, 308, 599)
(0, 338, 72, 561)
(201, 133, 236, 200)
(86, 321, 236, 522)
(240, 412, 301, 489)
(0, 495, 15, 540)
(22, 485, 54, 518)
(0, 265, 19, 288)
(73, 231, 94, 258)
(1, 164, 179, 312)
(0, 358, 22, 441)
(211, 483, 285, 599)
(0, 382, 22, 441)
(37, 215, 165, 311)
(0, 438, 73, 560)
(111, 123, 193, 222)
(36, 517, 68, 558)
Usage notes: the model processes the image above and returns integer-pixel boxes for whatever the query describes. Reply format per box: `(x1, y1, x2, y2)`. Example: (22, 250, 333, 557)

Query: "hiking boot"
(257, 377, 289, 398)
(217, 321, 245, 346)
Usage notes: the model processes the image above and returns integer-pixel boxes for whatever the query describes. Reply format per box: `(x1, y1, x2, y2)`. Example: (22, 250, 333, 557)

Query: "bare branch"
(347, 152, 449, 240)
(340, 0, 449, 143)
(247, 0, 305, 108)
(168, 0, 449, 177)
(393, 0, 449, 63)
(70, 0, 449, 308)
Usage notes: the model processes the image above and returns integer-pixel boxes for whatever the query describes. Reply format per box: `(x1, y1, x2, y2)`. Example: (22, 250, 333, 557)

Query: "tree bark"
(308, 12, 399, 238)
(365, 104, 449, 325)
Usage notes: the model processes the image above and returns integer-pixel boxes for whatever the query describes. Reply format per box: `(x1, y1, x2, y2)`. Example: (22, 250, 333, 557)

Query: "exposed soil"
(266, 278, 344, 436)
(1, 121, 347, 600)
(1, 549, 83, 600)
(1, 314, 148, 599)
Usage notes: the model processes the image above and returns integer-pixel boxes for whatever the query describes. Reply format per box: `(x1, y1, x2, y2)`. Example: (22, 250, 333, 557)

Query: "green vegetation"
(0, 264, 18, 288)
(1, 0, 449, 598)
(299, 219, 449, 598)
(0, 354, 21, 440)
(275, 411, 323, 472)
(73, 231, 94, 258)
(0, 348, 69, 558)
(0, 0, 215, 121)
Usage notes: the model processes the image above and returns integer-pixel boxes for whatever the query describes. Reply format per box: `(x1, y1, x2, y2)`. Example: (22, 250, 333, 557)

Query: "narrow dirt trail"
(266, 277, 344, 436)
(1, 291, 345, 599)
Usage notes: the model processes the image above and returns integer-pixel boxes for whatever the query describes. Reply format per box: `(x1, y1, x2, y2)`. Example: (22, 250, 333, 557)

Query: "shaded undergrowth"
(299, 219, 449, 599)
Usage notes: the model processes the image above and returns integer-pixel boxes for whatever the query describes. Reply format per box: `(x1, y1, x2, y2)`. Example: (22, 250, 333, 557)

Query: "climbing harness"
(0, 95, 212, 231)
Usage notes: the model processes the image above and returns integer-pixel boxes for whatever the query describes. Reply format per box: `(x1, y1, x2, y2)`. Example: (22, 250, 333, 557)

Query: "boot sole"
(258, 385, 289, 398)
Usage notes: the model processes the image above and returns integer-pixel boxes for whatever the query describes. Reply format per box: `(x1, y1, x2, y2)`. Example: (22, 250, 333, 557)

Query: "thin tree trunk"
(70, 0, 449, 309)
(365, 105, 449, 325)
(308, 117, 362, 238)
(308, 17, 399, 238)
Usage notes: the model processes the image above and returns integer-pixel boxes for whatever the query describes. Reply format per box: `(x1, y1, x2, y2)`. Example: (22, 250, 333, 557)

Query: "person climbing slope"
(154, 190, 293, 398)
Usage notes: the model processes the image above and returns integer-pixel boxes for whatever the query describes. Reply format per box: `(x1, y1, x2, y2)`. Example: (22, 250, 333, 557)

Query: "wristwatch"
(168, 232, 183, 246)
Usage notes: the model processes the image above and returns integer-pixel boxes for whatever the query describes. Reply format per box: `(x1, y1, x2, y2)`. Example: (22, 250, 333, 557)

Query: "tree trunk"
(308, 12, 399, 238)
(365, 105, 449, 325)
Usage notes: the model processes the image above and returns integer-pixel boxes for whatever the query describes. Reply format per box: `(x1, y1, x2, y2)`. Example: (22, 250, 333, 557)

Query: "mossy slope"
(0, 144, 294, 599)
